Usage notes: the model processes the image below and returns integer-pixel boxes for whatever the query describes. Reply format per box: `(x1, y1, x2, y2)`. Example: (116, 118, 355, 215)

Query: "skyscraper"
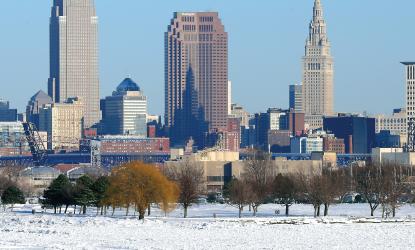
(48, 0, 100, 128)
(165, 12, 228, 147)
(289, 84, 303, 113)
(402, 62, 415, 151)
(302, 0, 334, 128)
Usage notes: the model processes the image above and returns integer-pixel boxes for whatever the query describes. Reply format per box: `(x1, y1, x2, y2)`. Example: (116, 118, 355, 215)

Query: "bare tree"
(320, 169, 348, 216)
(355, 164, 383, 216)
(378, 163, 409, 218)
(165, 159, 205, 218)
(298, 174, 324, 217)
(243, 151, 274, 216)
(225, 178, 252, 218)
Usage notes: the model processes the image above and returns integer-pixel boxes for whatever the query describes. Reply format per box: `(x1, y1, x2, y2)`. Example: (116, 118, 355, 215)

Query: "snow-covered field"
(1, 203, 415, 249)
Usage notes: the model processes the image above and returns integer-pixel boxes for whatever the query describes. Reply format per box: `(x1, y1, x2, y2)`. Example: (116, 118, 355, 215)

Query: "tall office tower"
(302, 0, 334, 128)
(403, 62, 415, 151)
(289, 84, 303, 113)
(102, 78, 148, 137)
(165, 12, 228, 147)
(48, 0, 100, 128)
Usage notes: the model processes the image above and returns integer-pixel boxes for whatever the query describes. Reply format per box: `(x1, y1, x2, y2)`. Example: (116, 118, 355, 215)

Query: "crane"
(22, 122, 48, 167)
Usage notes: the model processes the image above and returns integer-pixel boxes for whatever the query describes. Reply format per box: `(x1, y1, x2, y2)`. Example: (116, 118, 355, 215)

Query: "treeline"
(41, 161, 206, 219)
(223, 152, 414, 218)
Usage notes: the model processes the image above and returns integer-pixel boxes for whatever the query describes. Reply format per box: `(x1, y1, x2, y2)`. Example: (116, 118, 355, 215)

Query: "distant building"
(224, 117, 240, 152)
(88, 136, 170, 155)
(402, 62, 415, 150)
(230, 104, 250, 128)
(48, 0, 100, 128)
(0, 99, 17, 122)
(289, 84, 303, 113)
(287, 110, 305, 136)
(26, 90, 53, 129)
(374, 108, 407, 145)
(375, 130, 401, 148)
(291, 137, 307, 154)
(267, 130, 291, 153)
(102, 78, 147, 137)
(39, 97, 84, 151)
(0, 122, 30, 156)
(323, 136, 345, 154)
(165, 12, 228, 147)
(323, 114, 376, 154)
(302, 0, 334, 118)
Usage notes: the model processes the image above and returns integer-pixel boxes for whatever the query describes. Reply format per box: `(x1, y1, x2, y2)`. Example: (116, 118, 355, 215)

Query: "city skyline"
(0, 0, 414, 116)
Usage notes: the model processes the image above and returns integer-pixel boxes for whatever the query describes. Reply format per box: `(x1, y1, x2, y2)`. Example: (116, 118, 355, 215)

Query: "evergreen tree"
(1, 186, 25, 210)
(43, 174, 72, 214)
(92, 176, 110, 215)
(74, 175, 96, 215)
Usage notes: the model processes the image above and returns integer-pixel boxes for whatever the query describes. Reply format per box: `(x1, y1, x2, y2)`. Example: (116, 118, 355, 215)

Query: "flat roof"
(401, 62, 415, 65)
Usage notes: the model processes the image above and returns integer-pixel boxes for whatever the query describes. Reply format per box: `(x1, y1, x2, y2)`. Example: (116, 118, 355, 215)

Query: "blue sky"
(0, 0, 414, 116)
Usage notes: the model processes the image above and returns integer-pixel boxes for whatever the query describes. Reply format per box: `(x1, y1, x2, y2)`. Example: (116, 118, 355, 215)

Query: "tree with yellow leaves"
(105, 161, 179, 219)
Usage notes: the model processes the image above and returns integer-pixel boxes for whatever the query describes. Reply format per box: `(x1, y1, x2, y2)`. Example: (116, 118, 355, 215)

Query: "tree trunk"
(249, 204, 251, 212)
(392, 206, 396, 217)
(112, 207, 115, 216)
(253, 206, 257, 216)
(371, 208, 375, 217)
(184, 204, 188, 218)
(313, 206, 317, 218)
(54, 206, 57, 214)
(147, 204, 151, 216)
(285, 204, 289, 216)
(82, 205, 87, 215)
(317, 205, 321, 217)
(324, 203, 329, 216)
(126, 206, 129, 216)
(138, 207, 145, 220)
(64, 205, 68, 214)
(239, 207, 242, 218)
(59, 206, 62, 214)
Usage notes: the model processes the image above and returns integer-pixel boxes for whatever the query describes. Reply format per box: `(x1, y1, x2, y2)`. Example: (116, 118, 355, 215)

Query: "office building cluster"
(0, 0, 412, 165)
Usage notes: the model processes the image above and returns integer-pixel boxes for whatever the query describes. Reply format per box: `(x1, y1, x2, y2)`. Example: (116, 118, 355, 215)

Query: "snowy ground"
(1, 203, 415, 249)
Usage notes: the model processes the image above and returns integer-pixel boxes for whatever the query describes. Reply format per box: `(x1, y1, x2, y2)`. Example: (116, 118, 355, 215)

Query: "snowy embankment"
(1, 204, 415, 249)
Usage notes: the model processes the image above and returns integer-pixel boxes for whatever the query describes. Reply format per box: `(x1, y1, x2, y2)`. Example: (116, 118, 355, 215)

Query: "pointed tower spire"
(313, 0, 324, 21)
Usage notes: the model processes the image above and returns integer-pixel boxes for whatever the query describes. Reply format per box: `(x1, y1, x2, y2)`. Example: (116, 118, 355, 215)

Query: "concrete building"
(39, 98, 84, 151)
(375, 108, 407, 145)
(166, 151, 322, 193)
(26, 90, 53, 129)
(302, 0, 334, 127)
(48, 0, 100, 128)
(165, 12, 228, 147)
(289, 84, 303, 113)
(102, 78, 147, 137)
(323, 114, 376, 154)
(0, 99, 17, 122)
(402, 62, 415, 151)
